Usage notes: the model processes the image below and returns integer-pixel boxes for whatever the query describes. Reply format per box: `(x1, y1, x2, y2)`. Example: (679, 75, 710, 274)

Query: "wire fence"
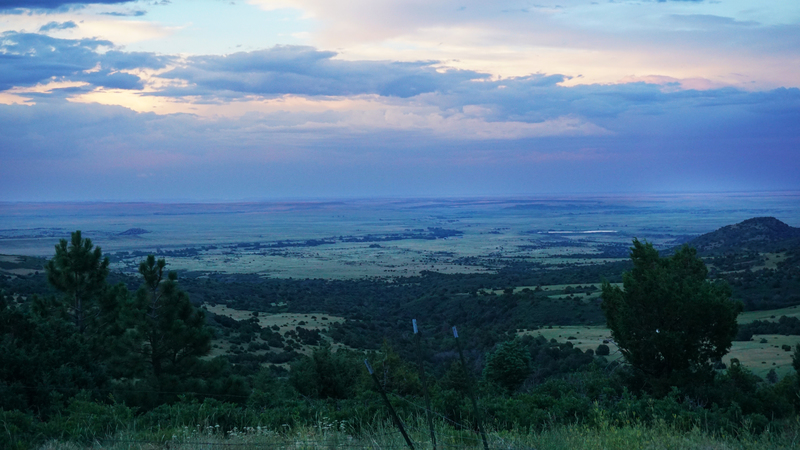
(389, 393, 534, 450)
(83, 434, 531, 450)
(92, 438, 411, 449)
(12, 322, 570, 449)
(28, 388, 534, 450)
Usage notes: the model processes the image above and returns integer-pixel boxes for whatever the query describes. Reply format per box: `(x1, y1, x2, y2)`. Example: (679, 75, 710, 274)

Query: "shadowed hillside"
(683, 217, 800, 311)
(689, 217, 800, 255)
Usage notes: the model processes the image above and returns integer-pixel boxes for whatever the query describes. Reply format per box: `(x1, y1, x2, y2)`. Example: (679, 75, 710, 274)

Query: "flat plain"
(3, 192, 799, 279)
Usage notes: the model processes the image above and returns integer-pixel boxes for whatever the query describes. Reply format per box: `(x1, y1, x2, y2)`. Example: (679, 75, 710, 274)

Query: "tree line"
(1, 231, 246, 415)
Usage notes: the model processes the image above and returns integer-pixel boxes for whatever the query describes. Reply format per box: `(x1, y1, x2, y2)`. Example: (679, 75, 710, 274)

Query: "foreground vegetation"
(27, 415, 800, 450)
(2, 229, 800, 449)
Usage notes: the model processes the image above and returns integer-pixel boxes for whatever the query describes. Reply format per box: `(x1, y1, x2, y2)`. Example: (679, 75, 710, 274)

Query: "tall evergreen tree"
(126, 255, 211, 379)
(44, 230, 110, 333)
(1, 290, 111, 413)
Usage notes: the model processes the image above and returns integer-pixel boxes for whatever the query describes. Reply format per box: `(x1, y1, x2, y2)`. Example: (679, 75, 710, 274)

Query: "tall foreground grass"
(35, 414, 800, 450)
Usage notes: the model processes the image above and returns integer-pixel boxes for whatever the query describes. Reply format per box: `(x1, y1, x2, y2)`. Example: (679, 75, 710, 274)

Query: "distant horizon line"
(2, 189, 800, 205)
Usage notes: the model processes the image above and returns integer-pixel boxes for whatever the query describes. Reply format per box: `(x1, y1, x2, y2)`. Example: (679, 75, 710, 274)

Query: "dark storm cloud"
(0, 32, 170, 91)
(157, 46, 489, 98)
(0, 0, 131, 9)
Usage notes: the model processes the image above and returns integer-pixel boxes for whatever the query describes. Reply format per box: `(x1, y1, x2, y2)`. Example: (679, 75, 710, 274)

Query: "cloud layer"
(1, 0, 132, 9)
(0, 32, 169, 91)
(0, 1, 798, 200)
(159, 47, 486, 99)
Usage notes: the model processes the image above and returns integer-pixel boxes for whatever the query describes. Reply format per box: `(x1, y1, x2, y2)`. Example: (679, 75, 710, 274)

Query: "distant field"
(0, 254, 45, 277)
(204, 303, 344, 332)
(751, 252, 789, 271)
(485, 283, 621, 295)
(3, 194, 798, 279)
(0, 267, 39, 276)
(521, 325, 617, 357)
(724, 335, 798, 378)
(523, 317, 800, 379)
(739, 305, 800, 323)
(203, 304, 349, 359)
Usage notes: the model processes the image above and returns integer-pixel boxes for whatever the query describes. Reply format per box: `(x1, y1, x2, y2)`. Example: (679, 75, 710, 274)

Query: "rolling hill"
(688, 217, 800, 255)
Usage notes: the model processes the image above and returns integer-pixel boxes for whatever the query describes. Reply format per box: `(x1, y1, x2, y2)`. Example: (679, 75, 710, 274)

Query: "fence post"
(413, 319, 436, 450)
(365, 359, 415, 450)
(453, 326, 489, 450)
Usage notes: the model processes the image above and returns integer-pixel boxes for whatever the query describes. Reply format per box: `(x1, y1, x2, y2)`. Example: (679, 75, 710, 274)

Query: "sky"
(0, 0, 798, 201)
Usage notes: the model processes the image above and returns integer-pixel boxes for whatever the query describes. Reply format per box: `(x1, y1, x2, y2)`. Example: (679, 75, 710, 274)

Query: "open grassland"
(483, 283, 622, 304)
(0, 254, 44, 277)
(750, 252, 789, 271)
(522, 325, 617, 355)
(706, 252, 790, 274)
(0, 255, 20, 263)
(485, 282, 618, 294)
(163, 240, 493, 279)
(723, 335, 799, 378)
(739, 305, 800, 323)
(523, 321, 800, 379)
(203, 304, 348, 358)
(204, 304, 344, 331)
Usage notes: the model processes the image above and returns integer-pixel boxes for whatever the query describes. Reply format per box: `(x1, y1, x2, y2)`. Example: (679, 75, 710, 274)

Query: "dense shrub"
(484, 339, 531, 391)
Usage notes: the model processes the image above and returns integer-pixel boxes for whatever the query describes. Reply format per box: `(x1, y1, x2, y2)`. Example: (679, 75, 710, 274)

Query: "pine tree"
(126, 255, 211, 378)
(45, 230, 110, 333)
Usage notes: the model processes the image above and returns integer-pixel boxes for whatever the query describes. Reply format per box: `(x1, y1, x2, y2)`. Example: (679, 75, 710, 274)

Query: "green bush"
(45, 393, 134, 444)
(484, 339, 531, 391)
(289, 346, 364, 399)
(0, 409, 39, 450)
